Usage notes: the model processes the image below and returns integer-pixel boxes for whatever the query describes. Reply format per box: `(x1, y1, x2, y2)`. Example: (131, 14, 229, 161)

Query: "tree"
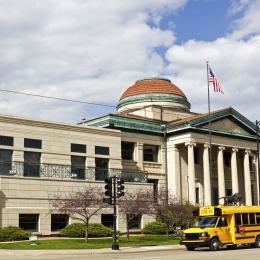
(155, 188, 196, 240)
(48, 185, 110, 243)
(118, 188, 156, 242)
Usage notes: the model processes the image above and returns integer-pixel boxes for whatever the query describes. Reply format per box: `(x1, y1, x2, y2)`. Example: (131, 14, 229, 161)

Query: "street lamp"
(255, 120, 260, 205)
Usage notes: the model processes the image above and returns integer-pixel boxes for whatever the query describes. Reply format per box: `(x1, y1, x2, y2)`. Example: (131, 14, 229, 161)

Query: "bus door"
(216, 217, 232, 243)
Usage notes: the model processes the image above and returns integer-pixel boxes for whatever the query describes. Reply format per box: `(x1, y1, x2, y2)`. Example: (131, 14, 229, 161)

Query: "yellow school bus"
(180, 206, 260, 251)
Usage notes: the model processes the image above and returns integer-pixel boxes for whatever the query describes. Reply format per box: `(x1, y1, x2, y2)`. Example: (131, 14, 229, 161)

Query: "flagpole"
(207, 61, 213, 206)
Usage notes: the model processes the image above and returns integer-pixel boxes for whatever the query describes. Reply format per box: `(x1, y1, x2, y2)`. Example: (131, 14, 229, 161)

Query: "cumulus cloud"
(0, 0, 187, 123)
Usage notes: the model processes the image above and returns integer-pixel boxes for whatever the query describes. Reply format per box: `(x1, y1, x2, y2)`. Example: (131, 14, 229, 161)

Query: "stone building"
(0, 77, 258, 236)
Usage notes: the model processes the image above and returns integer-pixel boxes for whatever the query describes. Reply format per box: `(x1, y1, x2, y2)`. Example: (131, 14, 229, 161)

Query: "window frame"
(121, 142, 134, 160)
(51, 214, 69, 232)
(143, 144, 158, 163)
(19, 214, 39, 232)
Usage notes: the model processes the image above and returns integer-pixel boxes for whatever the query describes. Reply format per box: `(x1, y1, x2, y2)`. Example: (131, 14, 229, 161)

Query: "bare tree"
(155, 188, 196, 240)
(48, 185, 110, 243)
(118, 188, 156, 242)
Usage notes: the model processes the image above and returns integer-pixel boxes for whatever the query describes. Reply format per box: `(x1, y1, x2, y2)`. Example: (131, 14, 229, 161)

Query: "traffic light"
(117, 178, 125, 197)
(105, 177, 112, 197)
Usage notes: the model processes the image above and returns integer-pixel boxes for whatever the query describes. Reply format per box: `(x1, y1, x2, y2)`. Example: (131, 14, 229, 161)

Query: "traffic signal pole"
(103, 176, 124, 250)
(112, 177, 119, 250)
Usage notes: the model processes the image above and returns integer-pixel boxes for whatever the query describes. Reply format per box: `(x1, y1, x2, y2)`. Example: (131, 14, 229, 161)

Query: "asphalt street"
(0, 245, 259, 260)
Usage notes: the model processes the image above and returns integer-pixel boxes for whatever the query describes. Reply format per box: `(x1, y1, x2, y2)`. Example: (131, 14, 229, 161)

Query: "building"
(0, 77, 259, 235)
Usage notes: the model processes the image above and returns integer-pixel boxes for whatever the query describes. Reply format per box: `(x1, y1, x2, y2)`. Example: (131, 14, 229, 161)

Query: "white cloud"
(0, 0, 188, 123)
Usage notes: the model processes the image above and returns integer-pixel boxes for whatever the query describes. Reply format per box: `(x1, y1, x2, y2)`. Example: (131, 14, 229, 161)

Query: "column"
(244, 149, 252, 206)
(231, 148, 239, 194)
(185, 142, 196, 204)
(218, 146, 226, 203)
(167, 144, 180, 196)
(136, 143, 143, 171)
(203, 143, 211, 206)
(253, 155, 259, 206)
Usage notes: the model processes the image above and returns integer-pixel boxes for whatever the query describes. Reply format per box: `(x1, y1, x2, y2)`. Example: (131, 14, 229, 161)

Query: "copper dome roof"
(119, 77, 186, 101)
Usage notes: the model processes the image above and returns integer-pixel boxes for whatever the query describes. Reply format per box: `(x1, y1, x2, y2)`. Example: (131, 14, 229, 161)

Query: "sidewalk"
(0, 244, 185, 257)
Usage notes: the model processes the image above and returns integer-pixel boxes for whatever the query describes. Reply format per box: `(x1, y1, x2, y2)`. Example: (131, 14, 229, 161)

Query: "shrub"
(141, 221, 167, 234)
(61, 222, 121, 238)
(0, 226, 32, 242)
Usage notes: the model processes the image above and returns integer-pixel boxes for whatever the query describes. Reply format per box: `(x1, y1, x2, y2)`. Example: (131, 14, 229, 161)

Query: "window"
(196, 188, 200, 204)
(95, 158, 109, 180)
(224, 152, 231, 167)
(95, 146, 109, 156)
(0, 149, 12, 175)
(51, 214, 68, 232)
(217, 217, 227, 227)
(71, 143, 86, 153)
(256, 214, 260, 224)
(24, 138, 42, 149)
(235, 213, 241, 225)
(19, 214, 39, 232)
(148, 179, 158, 201)
(194, 148, 199, 164)
(143, 145, 158, 162)
(242, 213, 248, 225)
(249, 213, 255, 225)
(129, 215, 142, 229)
(0, 135, 13, 146)
(71, 156, 85, 179)
(249, 157, 253, 171)
(121, 142, 134, 160)
(24, 152, 41, 177)
(101, 214, 114, 229)
(226, 189, 232, 196)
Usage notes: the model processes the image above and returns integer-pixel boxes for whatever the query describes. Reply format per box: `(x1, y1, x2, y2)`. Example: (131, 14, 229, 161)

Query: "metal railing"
(0, 161, 148, 183)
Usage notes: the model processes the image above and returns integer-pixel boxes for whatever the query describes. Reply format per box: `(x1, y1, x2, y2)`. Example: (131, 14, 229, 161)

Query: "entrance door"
(216, 217, 232, 243)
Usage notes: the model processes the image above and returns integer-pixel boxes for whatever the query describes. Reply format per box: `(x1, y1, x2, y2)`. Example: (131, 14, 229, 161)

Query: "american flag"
(209, 67, 224, 94)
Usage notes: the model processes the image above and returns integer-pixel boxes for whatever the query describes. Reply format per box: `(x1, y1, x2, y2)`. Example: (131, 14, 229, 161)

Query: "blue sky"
(0, 0, 260, 123)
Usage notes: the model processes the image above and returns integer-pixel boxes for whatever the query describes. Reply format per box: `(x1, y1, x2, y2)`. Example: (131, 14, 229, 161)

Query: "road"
(0, 245, 259, 260)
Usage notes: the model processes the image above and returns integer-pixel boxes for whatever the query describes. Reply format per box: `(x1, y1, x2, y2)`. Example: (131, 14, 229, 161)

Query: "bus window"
(235, 213, 241, 225)
(249, 213, 255, 225)
(242, 213, 249, 225)
(256, 214, 260, 224)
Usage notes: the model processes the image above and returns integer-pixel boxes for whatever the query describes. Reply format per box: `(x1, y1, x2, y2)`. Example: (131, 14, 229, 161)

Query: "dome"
(117, 77, 190, 113)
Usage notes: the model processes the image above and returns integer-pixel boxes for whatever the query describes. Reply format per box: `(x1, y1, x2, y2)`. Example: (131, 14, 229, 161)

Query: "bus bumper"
(180, 239, 211, 247)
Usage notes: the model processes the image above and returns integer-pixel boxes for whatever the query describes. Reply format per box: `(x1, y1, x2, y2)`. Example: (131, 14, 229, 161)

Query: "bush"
(61, 222, 121, 238)
(141, 221, 167, 234)
(0, 226, 32, 242)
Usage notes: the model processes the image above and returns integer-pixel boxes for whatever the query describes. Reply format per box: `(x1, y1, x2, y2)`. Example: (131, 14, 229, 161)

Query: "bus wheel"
(210, 238, 219, 251)
(251, 236, 260, 248)
(186, 247, 195, 251)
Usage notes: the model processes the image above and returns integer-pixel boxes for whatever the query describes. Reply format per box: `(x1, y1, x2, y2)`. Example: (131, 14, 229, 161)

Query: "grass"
(0, 235, 181, 250)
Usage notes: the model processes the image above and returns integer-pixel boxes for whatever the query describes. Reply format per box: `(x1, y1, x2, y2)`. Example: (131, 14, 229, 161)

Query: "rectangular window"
(71, 156, 85, 179)
(0, 135, 13, 146)
(101, 214, 114, 229)
(95, 146, 109, 156)
(249, 213, 255, 225)
(24, 138, 42, 149)
(249, 157, 253, 171)
(0, 149, 12, 175)
(71, 143, 86, 153)
(226, 189, 232, 196)
(242, 213, 249, 225)
(194, 148, 199, 164)
(19, 214, 39, 232)
(256, 214, 260, 224)
(143, 144, 158, 162)
(95, 158, 109, 180)
(121, 142, 134, 160)
(235, 213, 241, 225)
(51, 214, 68, 232)
(24, 152, 41, 177)
(224, 152, 231, 167)
(196, 188, 199, 204)
(129, 215, 142, 229)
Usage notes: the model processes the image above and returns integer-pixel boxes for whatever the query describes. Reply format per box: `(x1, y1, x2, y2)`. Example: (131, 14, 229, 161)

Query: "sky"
(0, 0, 260, 124)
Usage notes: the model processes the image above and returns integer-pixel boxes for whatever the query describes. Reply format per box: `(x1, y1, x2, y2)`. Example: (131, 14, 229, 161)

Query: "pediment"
(202, 118, 250, 135)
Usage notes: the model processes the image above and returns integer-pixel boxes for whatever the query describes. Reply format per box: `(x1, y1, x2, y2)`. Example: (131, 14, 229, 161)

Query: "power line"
(0, 88, 116, 108)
